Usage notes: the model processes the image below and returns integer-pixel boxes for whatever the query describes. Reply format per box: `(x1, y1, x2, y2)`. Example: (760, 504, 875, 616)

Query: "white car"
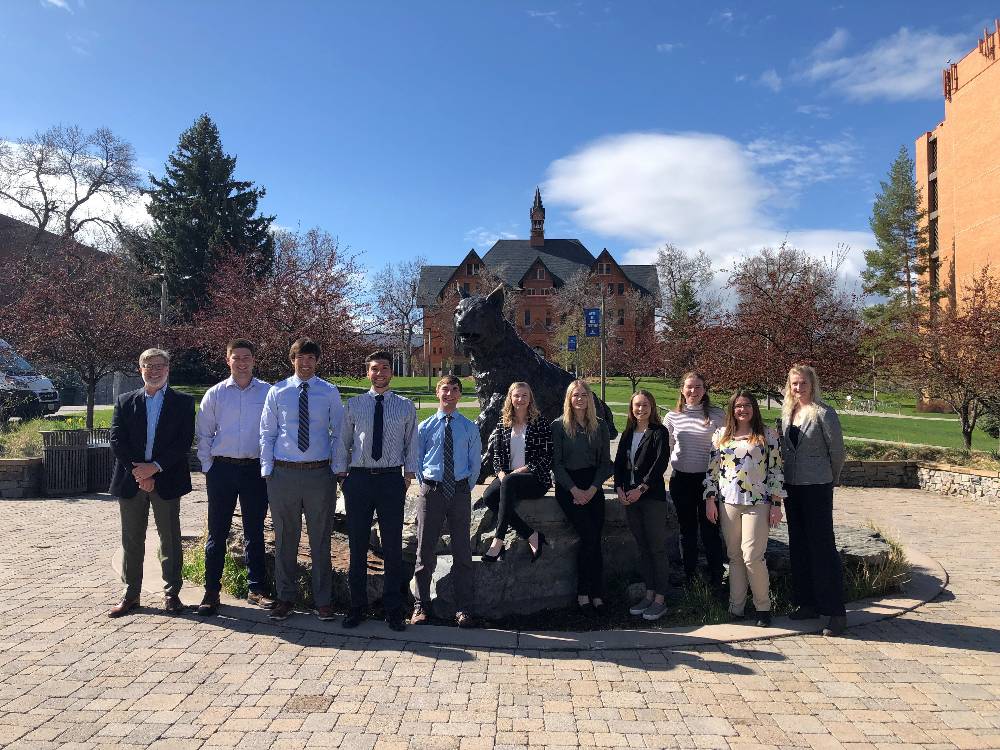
(0, 339, 61, 420)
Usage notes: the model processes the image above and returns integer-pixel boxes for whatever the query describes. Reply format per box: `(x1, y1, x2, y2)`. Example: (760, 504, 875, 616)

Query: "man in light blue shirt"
(259, 337, 344, 622)
(195, 339, 272, 616)
(412, 376, 482, 627)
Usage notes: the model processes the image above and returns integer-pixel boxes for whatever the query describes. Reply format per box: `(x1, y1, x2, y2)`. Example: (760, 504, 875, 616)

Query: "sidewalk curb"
(111, 541, 945, 652)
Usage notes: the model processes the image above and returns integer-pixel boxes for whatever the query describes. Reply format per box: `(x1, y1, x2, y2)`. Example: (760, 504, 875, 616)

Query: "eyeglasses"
(141, 363, 168, 371)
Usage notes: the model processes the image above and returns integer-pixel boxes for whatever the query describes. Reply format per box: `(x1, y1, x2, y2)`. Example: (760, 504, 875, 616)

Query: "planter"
(0, 457, 43, 498)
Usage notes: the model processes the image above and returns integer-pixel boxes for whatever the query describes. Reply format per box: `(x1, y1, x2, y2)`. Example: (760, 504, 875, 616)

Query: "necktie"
(371, 393, 384, 461)
(297, 382, 310, 452)
(442, 414, 455, 497)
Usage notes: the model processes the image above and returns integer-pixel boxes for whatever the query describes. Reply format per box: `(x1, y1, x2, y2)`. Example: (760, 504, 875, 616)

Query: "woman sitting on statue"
(482, 382, 553, 563)
(551, 379, 613, 614)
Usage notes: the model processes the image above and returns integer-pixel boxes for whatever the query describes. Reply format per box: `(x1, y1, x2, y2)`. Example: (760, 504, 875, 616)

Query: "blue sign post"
(584, 308, 600, 337)
(567, 335, 577, 351)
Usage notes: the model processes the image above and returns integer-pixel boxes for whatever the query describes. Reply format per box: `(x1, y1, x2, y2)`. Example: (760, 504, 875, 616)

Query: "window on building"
(607, 283, 614, 296)
(929, 178, 938, 213)
(523, 309, 531, 327)
(467, 262, 480, 276)
(929, 217, 939, 255)
(617, 309, 625, 326)
(618, 283, 625, 295)
(462, 282, 470, 293)
(526, 288, 536, 296)
(545, 314, 552, 328)
(597, 262, 612, 275)
(928, 137, 938, 174)
(536, 267, 545, 280)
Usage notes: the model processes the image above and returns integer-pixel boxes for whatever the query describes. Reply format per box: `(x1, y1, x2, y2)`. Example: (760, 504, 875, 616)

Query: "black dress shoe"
(789, 605, 819, 620)
(529, 532, 548, 563)
(342, 608, 366, 629)
(482, 545, 506, 563)
(822, 615, 847, 636)
(197, 592, 220, 617)
(164, 595, 185, 614)
(755, 611, 772, 627)
(386, 609, 406, 632)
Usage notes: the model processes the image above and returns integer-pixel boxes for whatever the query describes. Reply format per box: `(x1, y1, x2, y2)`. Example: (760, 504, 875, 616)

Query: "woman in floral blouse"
(703, 390, 785, 627)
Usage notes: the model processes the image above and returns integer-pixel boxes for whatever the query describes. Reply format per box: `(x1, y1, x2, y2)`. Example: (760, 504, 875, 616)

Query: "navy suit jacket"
(109, 386, 196, 500)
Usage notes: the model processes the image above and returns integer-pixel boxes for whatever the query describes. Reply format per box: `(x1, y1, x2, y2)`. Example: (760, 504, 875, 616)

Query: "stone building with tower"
(916, 21, 1000, 308)
(417, 189, 659, 375)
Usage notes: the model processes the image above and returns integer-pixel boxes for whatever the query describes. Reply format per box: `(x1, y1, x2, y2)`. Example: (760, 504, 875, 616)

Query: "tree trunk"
(86, 380, 96, 431)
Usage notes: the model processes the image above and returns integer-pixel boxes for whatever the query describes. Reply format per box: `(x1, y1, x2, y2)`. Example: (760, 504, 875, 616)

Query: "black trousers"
(204, 461, 269, 595)
(343, 469, 406, 612)
(482, 473, 548, 540)
(784, 483, 845, 616)
(669, 470, 724, 582)
(555, 467, 605, 598)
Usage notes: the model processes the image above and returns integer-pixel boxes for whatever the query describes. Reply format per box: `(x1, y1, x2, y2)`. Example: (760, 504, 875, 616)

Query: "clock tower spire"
(530, 186, 545, 248)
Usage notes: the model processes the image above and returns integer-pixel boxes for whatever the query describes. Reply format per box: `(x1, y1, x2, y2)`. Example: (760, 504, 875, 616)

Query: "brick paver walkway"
(0, 484, 997, 749)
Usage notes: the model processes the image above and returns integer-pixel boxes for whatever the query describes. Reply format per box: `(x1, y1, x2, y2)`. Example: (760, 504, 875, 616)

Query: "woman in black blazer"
(482, 382, 553, 562)
(614, 389, 671, 620)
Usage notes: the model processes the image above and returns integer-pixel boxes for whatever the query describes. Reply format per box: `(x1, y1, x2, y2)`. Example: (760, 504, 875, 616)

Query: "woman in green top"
(551, 379, 613, 613)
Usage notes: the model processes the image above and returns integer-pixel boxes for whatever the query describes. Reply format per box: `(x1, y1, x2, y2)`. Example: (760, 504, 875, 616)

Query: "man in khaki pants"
(107, 348, 195, 618)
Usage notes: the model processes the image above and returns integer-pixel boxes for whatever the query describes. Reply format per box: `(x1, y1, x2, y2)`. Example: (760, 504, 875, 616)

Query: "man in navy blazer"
(107, 348, 195, 618)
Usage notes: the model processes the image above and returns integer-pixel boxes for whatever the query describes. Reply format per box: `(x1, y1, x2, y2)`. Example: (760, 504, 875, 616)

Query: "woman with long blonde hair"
(551, 379, 612, 613)
(481, 382, 553, 562)
(665, 371, 726, 588)
(779, 364, 847, 636)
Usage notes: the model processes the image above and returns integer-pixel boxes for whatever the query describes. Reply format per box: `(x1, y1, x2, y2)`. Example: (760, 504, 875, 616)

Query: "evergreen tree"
(862, 146, 929, 318)
(147, 114, 275, 318)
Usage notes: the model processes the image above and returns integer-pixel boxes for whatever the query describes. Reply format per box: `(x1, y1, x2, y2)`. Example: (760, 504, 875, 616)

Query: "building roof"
(0, 212, 103, 266)
(417, 237, 660, 305)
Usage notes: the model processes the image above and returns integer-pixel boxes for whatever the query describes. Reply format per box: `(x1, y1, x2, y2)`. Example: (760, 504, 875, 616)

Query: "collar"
(434, 409, 459, 421)
(224, 376, 261, 390)
(144, 385, 167, 400)
(368, 387, 392, 399)
(290, 374, 318, 388)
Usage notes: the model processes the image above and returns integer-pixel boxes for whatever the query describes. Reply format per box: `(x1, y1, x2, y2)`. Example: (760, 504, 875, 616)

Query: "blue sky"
(1, 1, 993, 280)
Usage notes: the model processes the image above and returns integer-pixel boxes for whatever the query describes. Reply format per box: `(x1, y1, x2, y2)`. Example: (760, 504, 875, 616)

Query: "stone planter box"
(0, 457, 43, 498)
(841, 458, 1000, 505)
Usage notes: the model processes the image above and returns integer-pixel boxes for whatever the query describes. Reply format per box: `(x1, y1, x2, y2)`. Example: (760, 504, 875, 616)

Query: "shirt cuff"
(201, 461, 212, 474)
(153, 461, 162, 473)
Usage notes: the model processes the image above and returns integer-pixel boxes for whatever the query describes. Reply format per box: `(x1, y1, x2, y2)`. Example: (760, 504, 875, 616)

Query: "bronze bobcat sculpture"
(454, 285, 618, 481)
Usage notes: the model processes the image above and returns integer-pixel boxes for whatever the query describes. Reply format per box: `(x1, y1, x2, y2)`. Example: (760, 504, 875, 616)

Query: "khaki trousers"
(719, 502, 771, 615)
(118, 489, 183, 600)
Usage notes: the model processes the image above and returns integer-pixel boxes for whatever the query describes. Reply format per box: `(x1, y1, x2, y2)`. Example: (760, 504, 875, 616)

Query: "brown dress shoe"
(410, 604, 429, 625)
(455, 611, 475, 629)
(107, 597, 139, 618)
(247, 591, 276, 609)
(269, 600, 294, 621)
(197, 592, 220, 616)
(164, 594, 185, 614)
(314, 605, 336, 621)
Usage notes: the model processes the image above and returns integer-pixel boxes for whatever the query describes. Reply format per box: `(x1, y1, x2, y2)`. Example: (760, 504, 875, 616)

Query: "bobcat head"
(454, 285, 508, 355)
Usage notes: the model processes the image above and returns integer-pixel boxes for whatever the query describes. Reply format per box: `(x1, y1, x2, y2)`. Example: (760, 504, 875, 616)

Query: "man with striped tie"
(412, 376, 482, 627)
(335, 351, 420, 631)
(260, 338, 344, 622)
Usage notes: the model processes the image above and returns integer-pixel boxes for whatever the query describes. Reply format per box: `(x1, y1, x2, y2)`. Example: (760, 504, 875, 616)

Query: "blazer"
(489, 417, 553, 489)
(110, 386, 196, 500)
(779, 400, 845, 486)
(613, 424, 669, 500)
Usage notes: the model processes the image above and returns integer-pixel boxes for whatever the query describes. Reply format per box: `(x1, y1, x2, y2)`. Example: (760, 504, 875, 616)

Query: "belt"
(350, 466, 402, 475)
(213, 456, 260, 466)
(421, 477, 470, 489)
(274, 459, 330, 470)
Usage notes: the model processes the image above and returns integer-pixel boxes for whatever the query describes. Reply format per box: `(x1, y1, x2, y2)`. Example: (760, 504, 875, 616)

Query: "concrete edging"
(113, 540, 946, 652)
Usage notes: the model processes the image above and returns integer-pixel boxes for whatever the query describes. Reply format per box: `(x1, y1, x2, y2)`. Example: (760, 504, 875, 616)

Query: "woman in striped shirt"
(665, 371, 725, 588)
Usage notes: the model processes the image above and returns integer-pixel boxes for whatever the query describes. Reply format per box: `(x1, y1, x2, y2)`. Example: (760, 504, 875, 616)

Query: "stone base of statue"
(401, 485, 681, 619)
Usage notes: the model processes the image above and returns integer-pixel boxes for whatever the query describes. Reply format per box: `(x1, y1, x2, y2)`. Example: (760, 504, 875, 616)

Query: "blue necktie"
(442, 414, 455, 497)
(297, 382, 310, 452)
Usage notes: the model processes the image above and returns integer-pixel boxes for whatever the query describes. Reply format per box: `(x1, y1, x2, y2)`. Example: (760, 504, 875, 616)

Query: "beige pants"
(720, 503, 771, 615)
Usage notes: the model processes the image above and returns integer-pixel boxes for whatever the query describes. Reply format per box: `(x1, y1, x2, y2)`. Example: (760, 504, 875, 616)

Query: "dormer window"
(536, 267, 545, 280)
(597, 262, 612, 275)
(467, 263, 481, 276)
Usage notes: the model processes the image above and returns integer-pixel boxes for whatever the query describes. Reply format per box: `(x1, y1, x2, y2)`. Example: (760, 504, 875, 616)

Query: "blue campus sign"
(567, 335, 577, 351)
(584, 308, 600, 337)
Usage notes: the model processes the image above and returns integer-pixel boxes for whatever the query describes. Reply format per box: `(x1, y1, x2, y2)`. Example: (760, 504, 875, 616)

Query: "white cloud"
(757, 68, 783, 92)
(656, 42, 680, 53)
(464, 226, 518, 250)
(745, 135, 859, 197)
(40, 0, 72, 11)
(526, 10, 562, 28)
(734, 73, 747, 83)
(795, 103, 832, 119)
(543, 132, 874, 281)
(802, 26, 967, 101)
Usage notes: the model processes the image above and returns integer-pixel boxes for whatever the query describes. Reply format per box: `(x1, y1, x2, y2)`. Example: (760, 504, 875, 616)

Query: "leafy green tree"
(863, 146, 929, 317)
(145, 114, 274, 318)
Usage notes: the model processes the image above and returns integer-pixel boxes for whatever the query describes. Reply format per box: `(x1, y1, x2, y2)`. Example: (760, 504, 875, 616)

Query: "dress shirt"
(197, 376, 271, 472)
(144, 387, 165, 464)
(334, 389, 419, 474)
(259, 375, 344, 477)
(417, 410, 482, 482)
(509, 425, 527, 470)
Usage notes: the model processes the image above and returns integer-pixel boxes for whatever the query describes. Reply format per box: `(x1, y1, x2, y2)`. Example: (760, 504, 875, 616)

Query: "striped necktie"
(442, 414, 455, 497)
(297, 382, 310, 452)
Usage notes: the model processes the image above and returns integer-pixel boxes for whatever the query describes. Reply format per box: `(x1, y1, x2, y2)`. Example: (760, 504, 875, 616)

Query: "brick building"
(916, 22, 1000, 307)
(416, 189, 659, 375)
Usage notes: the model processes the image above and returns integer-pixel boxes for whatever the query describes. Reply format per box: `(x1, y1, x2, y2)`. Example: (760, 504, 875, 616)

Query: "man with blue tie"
(412, 376, 482, 627)
(260, 338, 344, 622)
(195, 339, 272, 616)
(334, 351, 419, 631)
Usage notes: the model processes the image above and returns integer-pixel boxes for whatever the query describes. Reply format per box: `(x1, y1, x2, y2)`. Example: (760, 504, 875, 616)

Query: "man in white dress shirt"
(195, 339, 272, 616)
(260, 338, 344, 622)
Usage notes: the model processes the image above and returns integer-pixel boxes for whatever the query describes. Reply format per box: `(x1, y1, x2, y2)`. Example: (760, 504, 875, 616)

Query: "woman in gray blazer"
(780, 364, 847, 636)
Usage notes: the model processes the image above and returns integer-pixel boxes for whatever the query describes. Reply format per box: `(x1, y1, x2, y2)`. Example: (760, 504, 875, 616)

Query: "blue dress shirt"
(144, 387, 165, 463)
(417, 410, 482, 483)
(259, 375, 344, 476)
(197, 376, 271, 472)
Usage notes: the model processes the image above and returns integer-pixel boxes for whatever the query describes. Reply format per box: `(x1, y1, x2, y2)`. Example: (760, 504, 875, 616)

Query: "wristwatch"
(771, 499, 782, 508)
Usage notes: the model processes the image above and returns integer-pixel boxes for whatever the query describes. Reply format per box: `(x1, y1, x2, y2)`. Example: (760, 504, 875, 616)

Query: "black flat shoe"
(529, 532, 548, 563)
(755, 611, 772, 627)
(482, 545, 506, 563)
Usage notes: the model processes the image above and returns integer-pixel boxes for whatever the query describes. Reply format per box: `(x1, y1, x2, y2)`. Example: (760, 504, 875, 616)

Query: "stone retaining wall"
(840, 460, 918, 488)
(917, 463, 1000, 505)
(0, 458, 43, 498)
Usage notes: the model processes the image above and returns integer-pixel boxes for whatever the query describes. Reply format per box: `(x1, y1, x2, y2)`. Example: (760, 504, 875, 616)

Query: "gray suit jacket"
(780, 401, 845, 486)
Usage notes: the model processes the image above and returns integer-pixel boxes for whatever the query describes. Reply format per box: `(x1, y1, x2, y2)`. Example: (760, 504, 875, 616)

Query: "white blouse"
(510, 424, 527, 471)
